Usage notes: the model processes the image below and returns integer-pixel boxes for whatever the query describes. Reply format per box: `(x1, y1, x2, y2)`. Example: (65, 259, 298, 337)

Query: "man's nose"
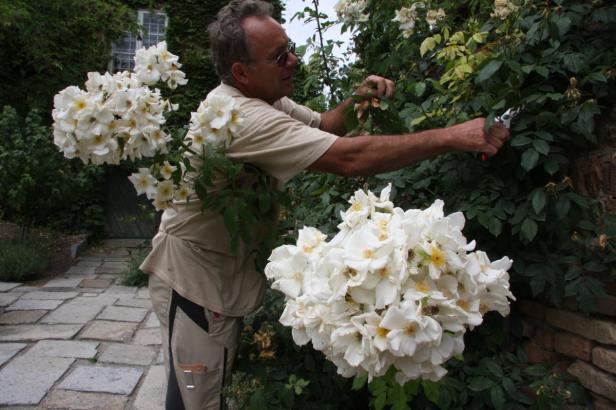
(287, 51, 299, 68)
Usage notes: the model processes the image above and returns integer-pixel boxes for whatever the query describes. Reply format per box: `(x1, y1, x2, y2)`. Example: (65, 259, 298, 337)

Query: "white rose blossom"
(491, 0, 518, 20)
(52, 41, 244, 212)
(334, 0, 369, 25)
(265, 184, 515, 383)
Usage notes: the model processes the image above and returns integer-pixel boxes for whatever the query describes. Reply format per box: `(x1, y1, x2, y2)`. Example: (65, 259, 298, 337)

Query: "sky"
(282, 0, 353, 62)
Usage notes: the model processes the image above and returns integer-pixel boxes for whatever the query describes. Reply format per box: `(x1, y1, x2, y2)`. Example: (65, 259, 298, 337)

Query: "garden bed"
(0, 222, 87, 284)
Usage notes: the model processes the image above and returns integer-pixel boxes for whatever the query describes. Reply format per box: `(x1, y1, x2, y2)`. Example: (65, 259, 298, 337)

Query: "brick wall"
(518, 297, 616, 409)
(544, 106, 616, 408)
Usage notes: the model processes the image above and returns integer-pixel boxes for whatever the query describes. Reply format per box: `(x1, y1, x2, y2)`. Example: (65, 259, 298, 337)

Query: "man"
(141, 1, 509, 409)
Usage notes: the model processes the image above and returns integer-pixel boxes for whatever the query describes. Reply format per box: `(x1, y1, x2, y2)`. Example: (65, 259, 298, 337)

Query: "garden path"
(0, 239, 164, 409)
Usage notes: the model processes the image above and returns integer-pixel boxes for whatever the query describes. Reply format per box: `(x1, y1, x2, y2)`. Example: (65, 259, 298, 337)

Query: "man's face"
(239, 16, 298, 104)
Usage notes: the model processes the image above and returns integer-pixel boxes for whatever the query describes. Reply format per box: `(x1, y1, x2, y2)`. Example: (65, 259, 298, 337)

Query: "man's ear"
(231, 62, 250, 85)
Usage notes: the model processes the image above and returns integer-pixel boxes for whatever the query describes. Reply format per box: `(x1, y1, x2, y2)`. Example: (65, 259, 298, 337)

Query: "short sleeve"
(225, 96, 337, 183)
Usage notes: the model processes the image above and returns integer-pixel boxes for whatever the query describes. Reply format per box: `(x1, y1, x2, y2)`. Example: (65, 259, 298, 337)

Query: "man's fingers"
(362, 75, 395, 98)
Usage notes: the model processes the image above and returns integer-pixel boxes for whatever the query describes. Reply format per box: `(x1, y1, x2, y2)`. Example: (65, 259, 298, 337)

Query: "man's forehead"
(242, 15, 288, 51)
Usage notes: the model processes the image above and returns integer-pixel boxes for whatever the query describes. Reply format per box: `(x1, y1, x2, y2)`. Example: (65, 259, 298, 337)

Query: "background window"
(111, 10, 168, 72)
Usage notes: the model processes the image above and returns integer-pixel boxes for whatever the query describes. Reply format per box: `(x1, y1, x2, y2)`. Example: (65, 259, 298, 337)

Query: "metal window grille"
(111, 10, 168, 72)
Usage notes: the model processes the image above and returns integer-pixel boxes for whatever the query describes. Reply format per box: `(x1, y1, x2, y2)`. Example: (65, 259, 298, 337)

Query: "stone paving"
(0, 239, 166, 409)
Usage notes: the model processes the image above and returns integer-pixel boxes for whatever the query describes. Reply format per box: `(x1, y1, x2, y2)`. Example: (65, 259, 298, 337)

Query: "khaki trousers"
(149, 274, 242, 410)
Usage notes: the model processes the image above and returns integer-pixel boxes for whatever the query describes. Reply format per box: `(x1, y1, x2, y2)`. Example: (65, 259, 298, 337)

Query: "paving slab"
(59, 365, 143, 395)
(96, 273, 119, 279)
(104, 285, 137, 296)
(10, 285, 41, 293)
(96, 262, 129, 274)
(75, 287, 105, 294)
(41, 302, 103, 324)
(79, 278, 113, 289)
(72, 294, 118, 306)
(102, 239, 148, 248)
(65, 265, 97, 275)
(20, 291, 79, 300)
(26, 340, 98, 359)
(0, 324, 83, 342)
(0, 310, 47, 324)
(0, 292, 21, 306)
(133, 328, 162, 346)
(0, 355, 74, 405)
(0, 282, 22, 292)
(136, 288, 151, 299)
(97, 306, 147, 323)
(98, 343, 155, 365)
(133, 365, 165, 410)
(76, 260, 103, 267)
(43, 278, 83, 288)
(116, 297, 152, 309)
(144, 312, 160, 328)
(77, 256, 106, 262)
(41, 390, 127, 410)
(0, 342, 27, 366)
(5, 299, 64, 311)
(79, 320, 137, 342)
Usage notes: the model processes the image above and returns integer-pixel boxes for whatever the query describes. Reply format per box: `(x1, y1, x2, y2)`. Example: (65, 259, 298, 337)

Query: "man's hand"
(355, 75, 395, 99)
(449, 118, 510, 157)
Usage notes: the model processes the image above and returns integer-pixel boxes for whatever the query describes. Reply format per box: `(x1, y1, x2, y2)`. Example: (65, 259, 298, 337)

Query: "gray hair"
(208, 0, 274, 83)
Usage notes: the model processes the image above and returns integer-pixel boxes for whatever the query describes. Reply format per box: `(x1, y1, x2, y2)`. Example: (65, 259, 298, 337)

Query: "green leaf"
(531, 189, 547, 214)
(555, 198, 570, 219)
(476, 60, 503, 83)
(414, 82, 426, 97)
(532, 139, 550, 155)
(534, 66, 549, 78)
(510, 135, 532, 147)
(420, 36, 437, 56)
(486, 361, 504, 378)
(352, 373, 368, 390)
(258, 192, 271, 214)
(374, 392, 387, 410)
(521, 149, 539, 171)
(468, 377, 493, 392)
(490, 385, 506, 410)
(530, 275, 546, 296)
(422, 380, 440, 403)
(521, 218, 538, 241)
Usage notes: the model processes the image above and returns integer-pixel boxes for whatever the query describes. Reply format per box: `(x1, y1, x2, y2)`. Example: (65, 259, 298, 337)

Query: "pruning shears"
(480, 106, 523, 160)
(495, 106, 523, 129)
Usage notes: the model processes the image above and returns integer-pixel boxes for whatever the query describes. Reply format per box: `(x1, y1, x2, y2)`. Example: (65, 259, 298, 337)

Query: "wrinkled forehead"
(241, 15, 288, 59)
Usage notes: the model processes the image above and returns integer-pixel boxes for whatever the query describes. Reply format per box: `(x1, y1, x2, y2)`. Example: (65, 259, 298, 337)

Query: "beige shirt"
(140, 84, 338, 316)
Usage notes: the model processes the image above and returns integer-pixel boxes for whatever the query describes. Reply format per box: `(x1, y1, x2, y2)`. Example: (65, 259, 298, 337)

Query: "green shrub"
(0, 240, 48, 282)
(119, 248, 150, 287)
(0, 106, 105, 235)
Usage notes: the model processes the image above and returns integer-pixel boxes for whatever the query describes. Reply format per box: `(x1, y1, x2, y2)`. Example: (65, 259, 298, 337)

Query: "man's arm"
(312, 75, 509, 176)
(308, 118, 509, 176)
(319, 75, 395, 136)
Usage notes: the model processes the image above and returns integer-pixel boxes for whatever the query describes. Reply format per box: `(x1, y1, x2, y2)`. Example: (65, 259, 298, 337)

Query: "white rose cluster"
(52, 41, 185, 165)
(186, 94, 244, 151)
(491, 0, 518, 20)
(265, 185, 515, 384)
(334, 0, 369, 25)
(134, 41, 188, 89)
(393, 3, 445, 38)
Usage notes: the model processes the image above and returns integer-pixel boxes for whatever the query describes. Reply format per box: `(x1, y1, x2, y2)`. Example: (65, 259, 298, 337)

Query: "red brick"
(554, 332, 594, 361)
(522, 318, 536, 338)
(568, 361, 616, 402)
(592, 393, 616, 410)
(546, 308, 616, 345)
(596, 295, 616, 317)
(534, 327, 555, 350)
(524, 342, 558, 364)
(593, 346, 616, 375)
(518, 300, 546, 320)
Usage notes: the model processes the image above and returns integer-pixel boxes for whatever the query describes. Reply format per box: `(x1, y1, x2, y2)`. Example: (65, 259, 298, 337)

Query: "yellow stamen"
(415, 281, 430, 293)
(431, 246, 445, 267)
(363, 249, 375, 259)
(377, 327, 389, 338)
(405, 323, 418, 335)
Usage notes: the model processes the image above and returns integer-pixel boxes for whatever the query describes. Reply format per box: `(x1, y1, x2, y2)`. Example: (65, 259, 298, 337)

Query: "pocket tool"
(481, 106, 522, 160)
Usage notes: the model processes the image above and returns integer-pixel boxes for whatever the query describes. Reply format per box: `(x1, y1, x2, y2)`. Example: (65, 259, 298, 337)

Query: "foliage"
(119, 247, 150, 287)
(0, 0, 138, 118)
(226, 289, 370, 410)
(229, 0, 616, 408)
(0, 106, 105, 234)
(0, 240, 48, 282)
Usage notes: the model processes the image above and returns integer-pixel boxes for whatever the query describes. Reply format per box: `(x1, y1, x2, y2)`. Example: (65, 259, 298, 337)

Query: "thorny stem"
(311, 0, 337, 97)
